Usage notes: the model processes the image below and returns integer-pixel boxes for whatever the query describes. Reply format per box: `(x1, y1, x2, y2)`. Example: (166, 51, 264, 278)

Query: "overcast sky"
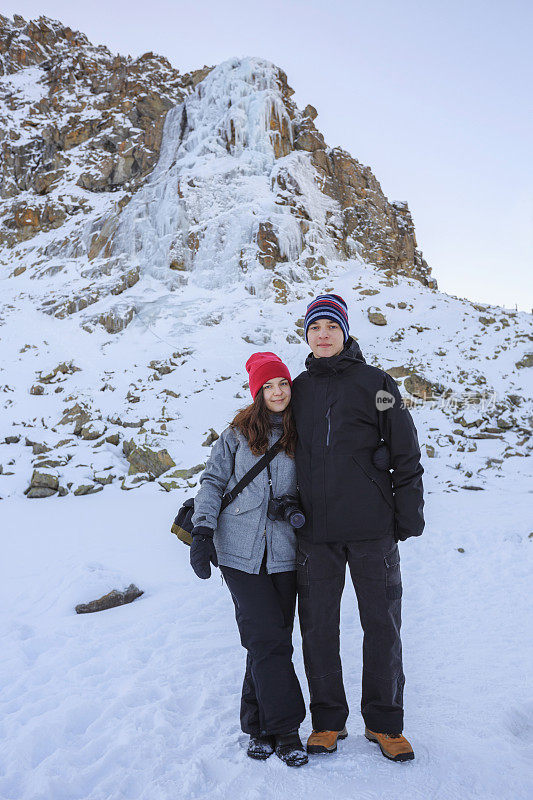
(4, 0, 532, 311)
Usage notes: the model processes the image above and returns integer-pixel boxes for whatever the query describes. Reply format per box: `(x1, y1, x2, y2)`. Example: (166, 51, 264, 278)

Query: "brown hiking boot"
(364, 728, 414, 762)
(306, 727, 348, 754)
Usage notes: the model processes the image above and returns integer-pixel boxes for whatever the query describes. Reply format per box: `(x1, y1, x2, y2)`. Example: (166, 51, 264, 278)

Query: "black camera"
(267, 494, 306, 528)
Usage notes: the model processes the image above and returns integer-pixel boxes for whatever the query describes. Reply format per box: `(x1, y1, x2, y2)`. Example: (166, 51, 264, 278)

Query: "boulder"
(385, 366, 412, 379)
(38, 361, 81, 383)
(202, 429, 219, 447)
(32, 443, 51, 455)
(97, 305, 136, 334)
(26, 487, 57, 498)
(75, 583, 143, 613)
(125, 443, 176, 478)
(515, 353, 532, 369)
(73, 483, 104, 496)
(58, 403, 92, 433)
(367, 309, 387, 326)
(29, 470, 58, 490)
(453, 411, 483, 428)
(121, 473, 150, 490)
(163, 464, 205, 480)
(33, 459, 65, 469)
(25, 470, 59, 498)
(93, 472, 116, 485)
(79, 421, 107, 440)
(404, 374, 437, 401)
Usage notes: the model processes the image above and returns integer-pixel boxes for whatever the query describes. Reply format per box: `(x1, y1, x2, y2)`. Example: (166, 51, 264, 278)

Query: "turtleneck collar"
(268, 410, 284, 429)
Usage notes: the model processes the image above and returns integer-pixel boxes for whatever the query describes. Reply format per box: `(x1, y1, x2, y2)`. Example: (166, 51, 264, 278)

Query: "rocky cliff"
(1, 15, 434, 331)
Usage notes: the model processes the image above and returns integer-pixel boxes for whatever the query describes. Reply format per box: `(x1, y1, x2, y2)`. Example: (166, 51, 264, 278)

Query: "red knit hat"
(245, 352, 292, 400)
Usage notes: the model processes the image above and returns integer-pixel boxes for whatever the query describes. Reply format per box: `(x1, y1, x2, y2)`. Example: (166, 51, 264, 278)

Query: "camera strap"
(221, 439, 282, 510)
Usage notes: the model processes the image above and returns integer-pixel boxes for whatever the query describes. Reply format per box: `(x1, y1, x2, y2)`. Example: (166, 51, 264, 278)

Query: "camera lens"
(288, 509, 305, 529)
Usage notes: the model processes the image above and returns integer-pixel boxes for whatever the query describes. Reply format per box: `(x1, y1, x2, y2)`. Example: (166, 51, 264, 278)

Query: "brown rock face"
(1, 200, 69, 245)
(0, 15, 211, 200)
(256, 222, 288, 269)
(306, 145, 436, 287)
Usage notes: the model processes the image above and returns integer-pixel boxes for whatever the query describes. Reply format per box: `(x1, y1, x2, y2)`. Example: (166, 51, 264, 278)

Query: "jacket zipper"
(325, 406, 332, 446)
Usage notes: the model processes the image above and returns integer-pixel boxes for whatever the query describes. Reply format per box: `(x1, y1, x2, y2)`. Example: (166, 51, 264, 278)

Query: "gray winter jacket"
(191, 417, 298, 574)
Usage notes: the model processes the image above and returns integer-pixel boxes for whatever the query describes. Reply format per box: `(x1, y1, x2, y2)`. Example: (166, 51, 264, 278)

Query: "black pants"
(296, 533, 405, 734)
(220, 553, 306, 737)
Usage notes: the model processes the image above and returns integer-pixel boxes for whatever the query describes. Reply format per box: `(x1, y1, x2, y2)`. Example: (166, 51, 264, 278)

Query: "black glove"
(190, 527, 218, 579)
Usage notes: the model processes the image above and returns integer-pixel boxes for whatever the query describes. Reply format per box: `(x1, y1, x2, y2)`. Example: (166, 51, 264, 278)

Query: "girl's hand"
(190, 528, 218, 579)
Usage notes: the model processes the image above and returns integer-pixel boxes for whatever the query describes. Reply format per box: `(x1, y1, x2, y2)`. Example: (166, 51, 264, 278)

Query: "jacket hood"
(305, 336, 367, 375)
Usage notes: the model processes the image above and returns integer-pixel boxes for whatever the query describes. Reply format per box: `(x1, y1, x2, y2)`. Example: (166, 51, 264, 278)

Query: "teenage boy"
(290, 293, 424, 762)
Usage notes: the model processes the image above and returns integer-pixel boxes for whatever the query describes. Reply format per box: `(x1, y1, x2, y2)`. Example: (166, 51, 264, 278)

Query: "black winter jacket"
(291, 337, 425, 543)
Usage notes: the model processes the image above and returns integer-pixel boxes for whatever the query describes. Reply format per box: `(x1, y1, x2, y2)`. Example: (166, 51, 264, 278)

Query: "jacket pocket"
(271, 521, 297, 562)
(352, 455, 394, 510)
(221, 488, 263, 515)
(384, 543, 402, 599)
(215, 490, 264, 558)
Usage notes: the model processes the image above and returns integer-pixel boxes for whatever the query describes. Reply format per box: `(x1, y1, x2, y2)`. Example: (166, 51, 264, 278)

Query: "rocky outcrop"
(306, 145, 436, 287)
(0, 15, 210, 199)
(123, 439, 176, 478)
(39, 263, 139, 322)
(24, 469, 59, 498)
(256, 222, 288, 269)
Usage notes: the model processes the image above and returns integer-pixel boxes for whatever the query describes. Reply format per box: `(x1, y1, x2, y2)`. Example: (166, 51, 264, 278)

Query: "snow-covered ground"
(1, 474, 532, 800)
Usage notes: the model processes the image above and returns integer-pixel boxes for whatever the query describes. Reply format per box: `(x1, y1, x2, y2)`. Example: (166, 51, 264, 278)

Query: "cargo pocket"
(296, 550, 310, 599)
(384, 544, 402, 600)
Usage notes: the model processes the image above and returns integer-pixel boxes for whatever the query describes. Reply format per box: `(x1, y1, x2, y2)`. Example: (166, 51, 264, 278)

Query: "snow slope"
(1, 256, 531, 500)
(0, 477, 532, 800)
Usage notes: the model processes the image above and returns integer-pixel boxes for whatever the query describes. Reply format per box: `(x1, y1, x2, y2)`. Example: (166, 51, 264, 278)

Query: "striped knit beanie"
(304, 294, 350, 343)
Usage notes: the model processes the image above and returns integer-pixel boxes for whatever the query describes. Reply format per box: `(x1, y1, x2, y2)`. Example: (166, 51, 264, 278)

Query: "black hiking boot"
(274, 731, 309, 767)
(247, 734, 275, 760)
